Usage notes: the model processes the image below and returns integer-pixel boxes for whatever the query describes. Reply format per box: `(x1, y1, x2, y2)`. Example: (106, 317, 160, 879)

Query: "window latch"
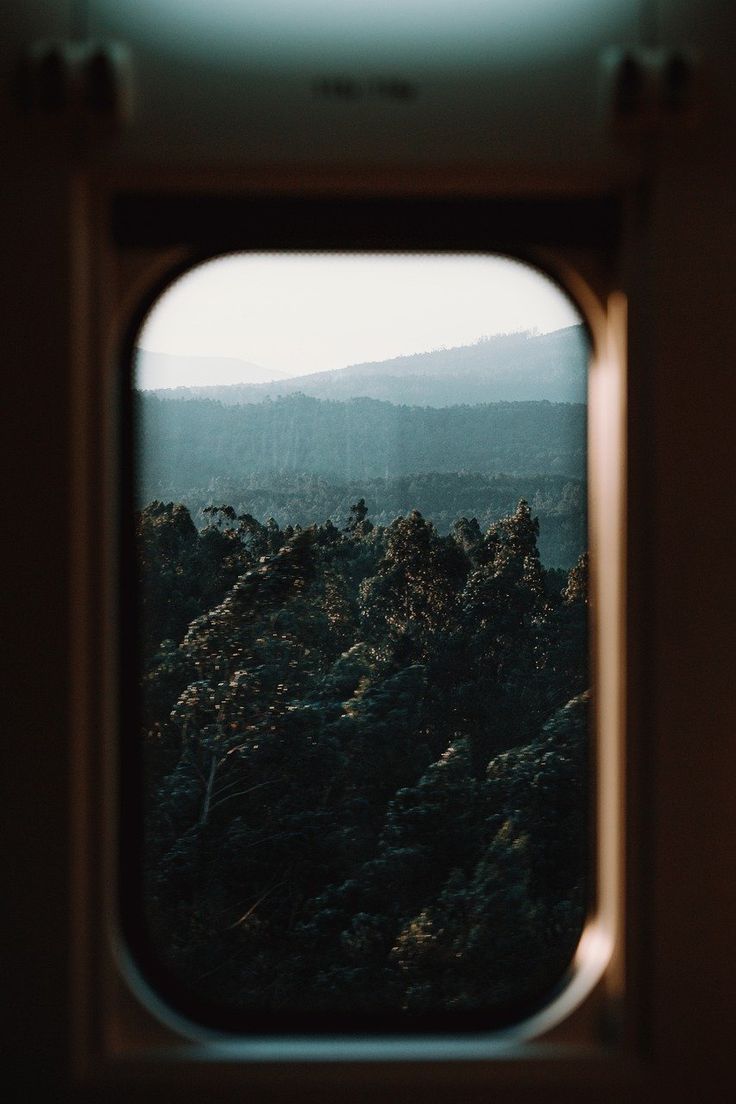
(16, 40, 133, 129)
(601, 46, 702, 138)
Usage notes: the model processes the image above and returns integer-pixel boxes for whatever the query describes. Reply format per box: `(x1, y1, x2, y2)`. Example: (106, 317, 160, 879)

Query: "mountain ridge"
(138, 325, 588, 407)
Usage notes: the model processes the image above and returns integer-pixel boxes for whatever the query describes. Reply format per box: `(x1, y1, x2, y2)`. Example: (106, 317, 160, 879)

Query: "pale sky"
(136, 253, 581, 388)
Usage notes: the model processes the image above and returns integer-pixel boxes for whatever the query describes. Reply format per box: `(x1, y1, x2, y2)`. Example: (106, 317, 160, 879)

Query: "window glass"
(130, 253, 591, 1031)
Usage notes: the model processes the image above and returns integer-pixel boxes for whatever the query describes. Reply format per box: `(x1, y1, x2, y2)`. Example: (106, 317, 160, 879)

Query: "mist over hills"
(135, 350, 285, 390)
(139, 325, 588, 407)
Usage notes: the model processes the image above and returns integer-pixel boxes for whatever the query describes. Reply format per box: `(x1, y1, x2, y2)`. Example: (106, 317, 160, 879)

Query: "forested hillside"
(137, 497, 589, 1022)
(137, 393, 586, 486)
(155, 471, 586, 570)
(137, 391, 587, 568)
(135, 316, 590, 1023)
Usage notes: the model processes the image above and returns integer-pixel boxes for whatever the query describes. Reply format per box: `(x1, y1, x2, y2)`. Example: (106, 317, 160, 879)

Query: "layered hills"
(138, 325, 588, 407)
(135, 325, 589, 569)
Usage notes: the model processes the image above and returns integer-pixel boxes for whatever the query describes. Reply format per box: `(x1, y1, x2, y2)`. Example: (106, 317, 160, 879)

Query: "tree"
(139, 496, 589, 1016)
(359, 510, 467, 665)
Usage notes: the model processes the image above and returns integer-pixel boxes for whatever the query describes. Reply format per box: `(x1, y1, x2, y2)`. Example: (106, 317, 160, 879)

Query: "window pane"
(130, 253, 590, 1030)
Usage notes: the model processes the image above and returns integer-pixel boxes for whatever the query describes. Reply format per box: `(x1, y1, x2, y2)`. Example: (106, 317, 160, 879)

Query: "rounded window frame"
(100, 196, 626, 1055)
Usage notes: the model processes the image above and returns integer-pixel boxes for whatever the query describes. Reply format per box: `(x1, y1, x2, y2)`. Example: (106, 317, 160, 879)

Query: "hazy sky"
(137, 253, 580, 388)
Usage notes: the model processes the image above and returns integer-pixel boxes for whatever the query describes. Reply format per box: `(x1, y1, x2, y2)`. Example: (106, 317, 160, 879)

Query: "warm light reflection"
(587, 291, 627, 997)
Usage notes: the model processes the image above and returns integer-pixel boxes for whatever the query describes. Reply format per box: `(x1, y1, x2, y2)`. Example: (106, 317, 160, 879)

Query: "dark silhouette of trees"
(137, 495, 590, 1019)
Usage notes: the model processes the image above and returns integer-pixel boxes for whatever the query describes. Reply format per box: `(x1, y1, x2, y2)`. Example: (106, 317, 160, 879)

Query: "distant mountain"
(135, 350, 284, 391)
(138, 326, 588, 407)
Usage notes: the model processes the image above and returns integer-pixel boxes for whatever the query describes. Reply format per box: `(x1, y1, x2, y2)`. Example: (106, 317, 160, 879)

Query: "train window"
(123, 250, 594, 1035)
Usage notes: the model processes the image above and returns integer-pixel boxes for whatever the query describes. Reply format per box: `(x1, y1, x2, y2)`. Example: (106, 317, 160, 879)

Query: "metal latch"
(601, 46, 702, 137)
(17, 40, 133, 128)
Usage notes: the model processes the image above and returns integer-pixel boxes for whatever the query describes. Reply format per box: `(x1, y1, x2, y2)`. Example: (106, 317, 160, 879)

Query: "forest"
(142, 469, 586, 572)
(138, 393, 586, 488)
(137, 390, 587, 571)
(137, 494, 589, 1023)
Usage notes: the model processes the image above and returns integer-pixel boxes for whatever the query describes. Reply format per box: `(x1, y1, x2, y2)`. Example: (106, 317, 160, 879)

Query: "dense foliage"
(144, 470, 586, 571)
(138, 496, 589, 1020)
